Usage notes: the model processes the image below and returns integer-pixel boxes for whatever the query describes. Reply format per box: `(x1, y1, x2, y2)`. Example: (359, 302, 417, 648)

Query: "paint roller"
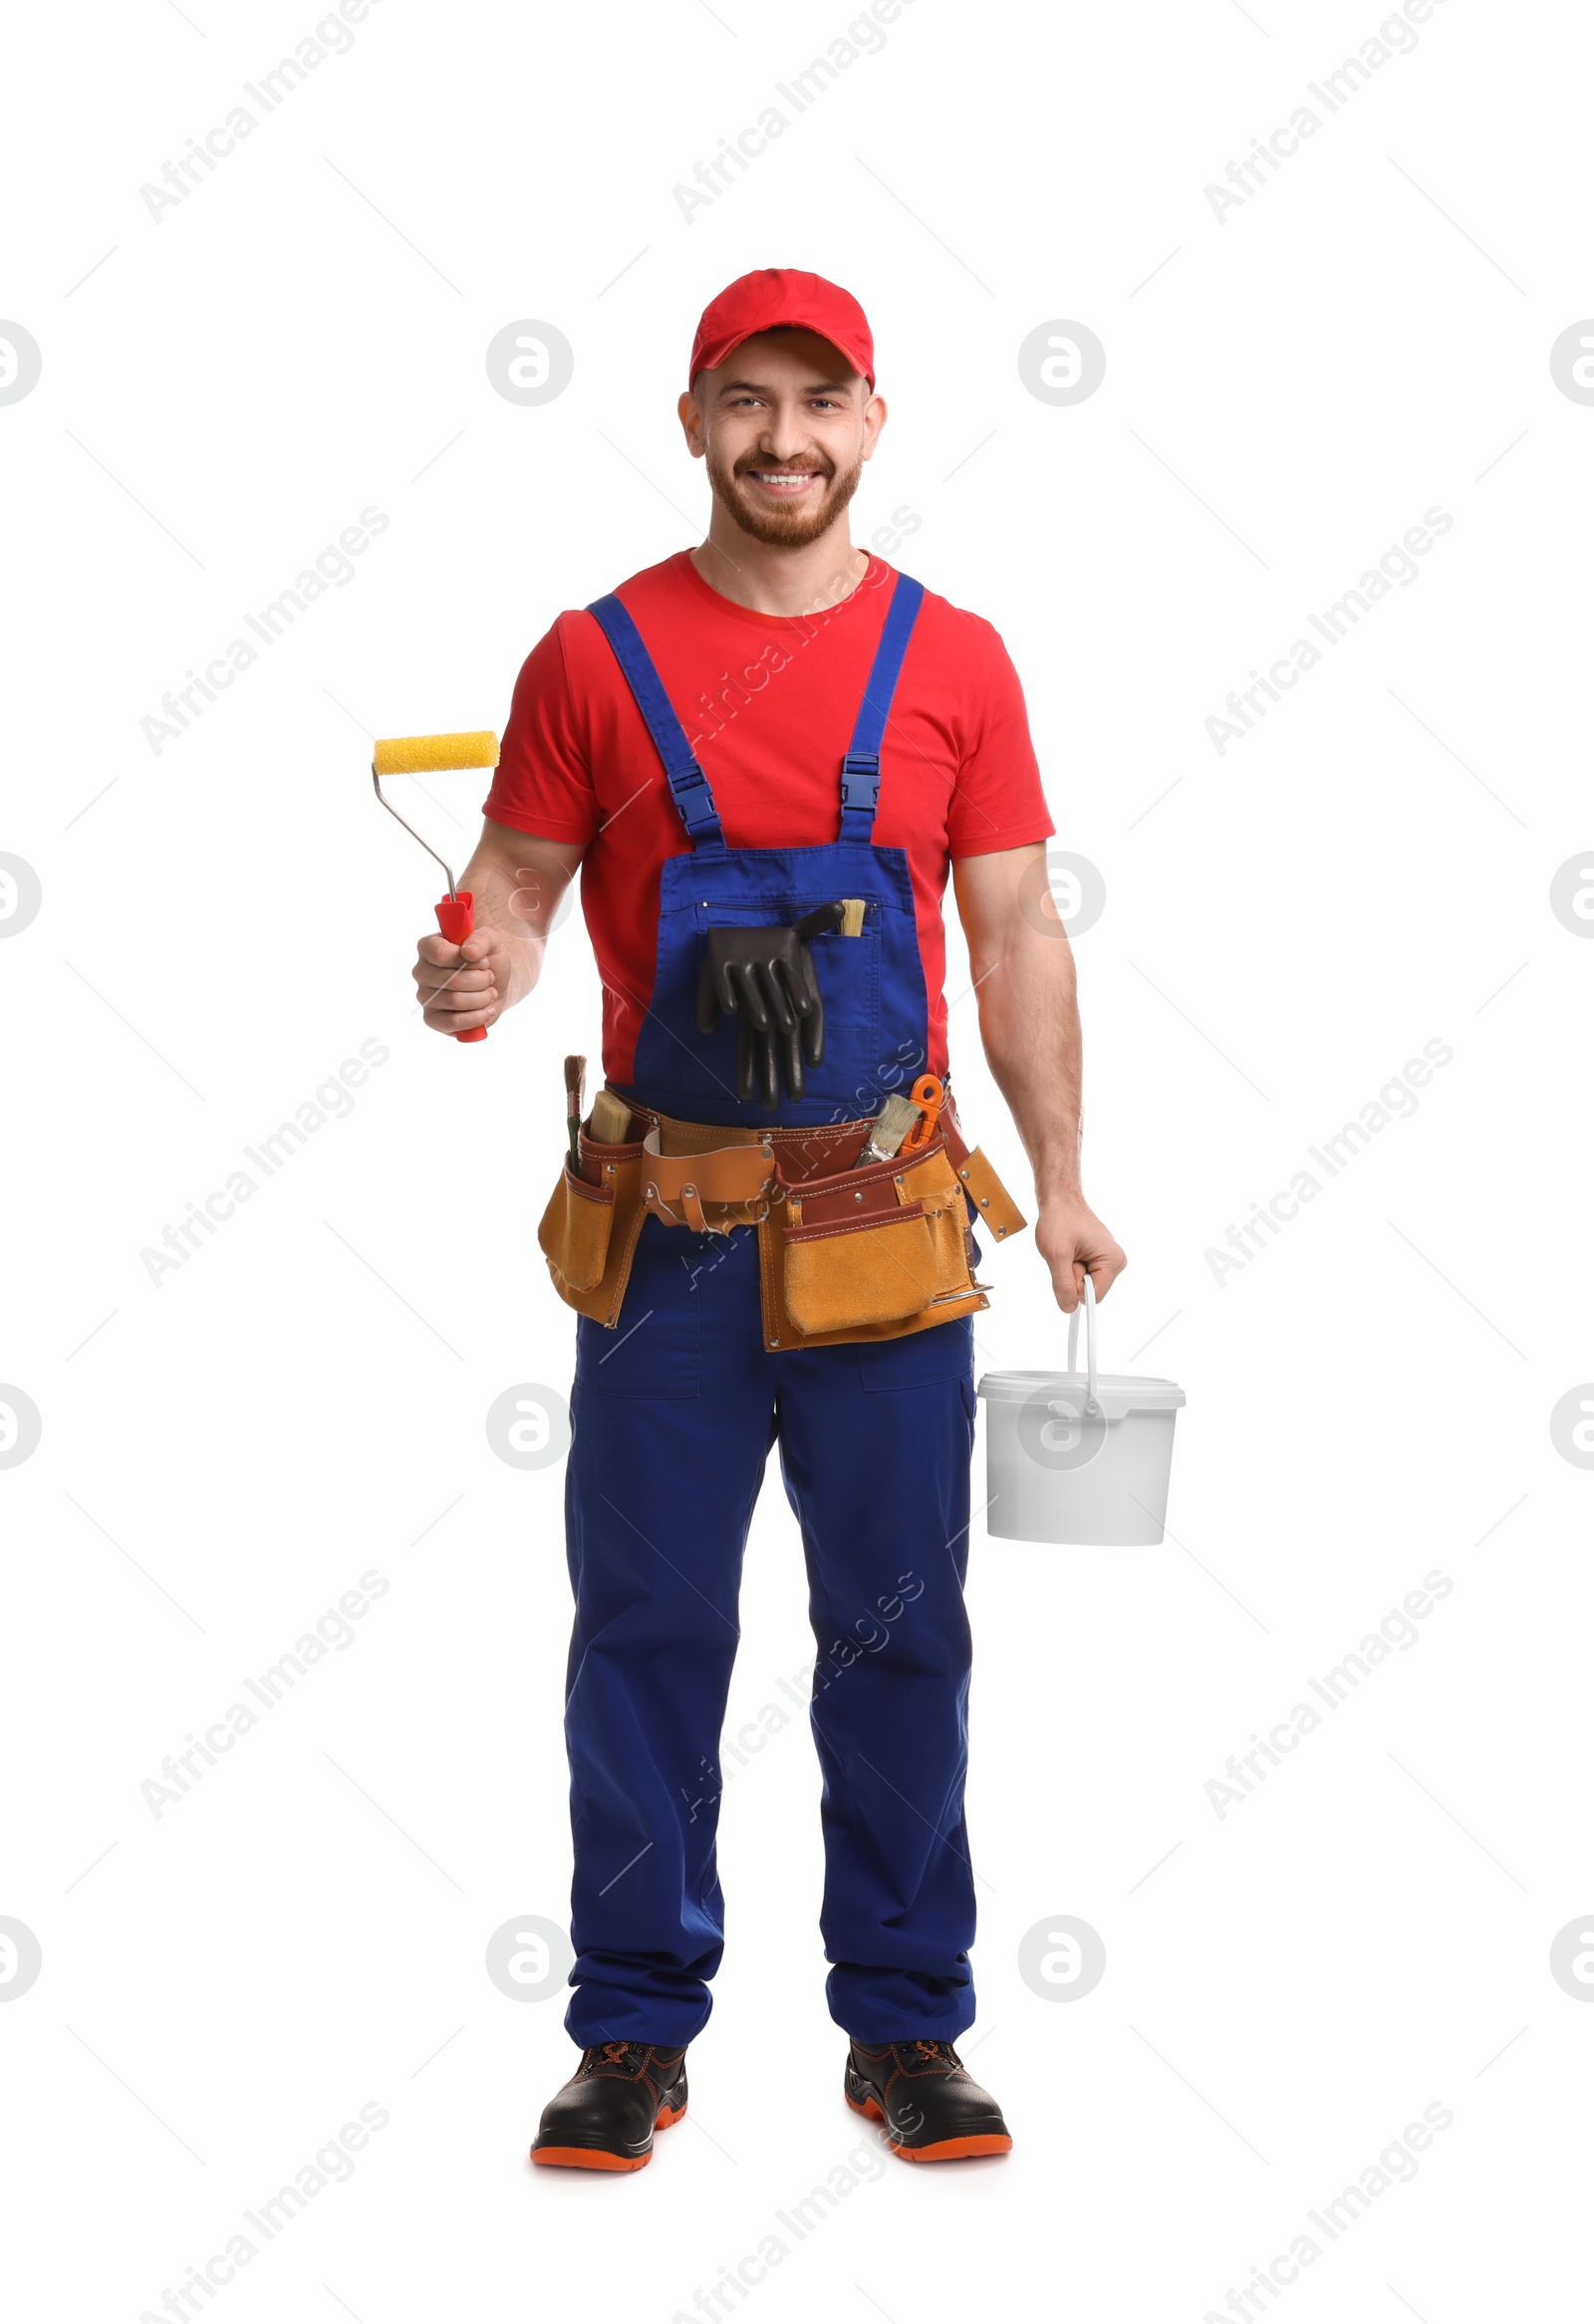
(372, 730, 499, 1044)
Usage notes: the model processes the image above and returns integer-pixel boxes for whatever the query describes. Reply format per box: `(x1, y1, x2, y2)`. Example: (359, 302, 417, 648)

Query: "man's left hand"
(1034, 1194, 1127, 1313)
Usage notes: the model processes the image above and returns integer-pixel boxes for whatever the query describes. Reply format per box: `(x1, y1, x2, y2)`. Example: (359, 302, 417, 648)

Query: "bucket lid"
(976, 1369, 1186, 1420)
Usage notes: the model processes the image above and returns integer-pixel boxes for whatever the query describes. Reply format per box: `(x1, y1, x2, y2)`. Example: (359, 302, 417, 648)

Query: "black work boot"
(845, 2037, 1012, 2162)
(530, 2040, 689, 2172)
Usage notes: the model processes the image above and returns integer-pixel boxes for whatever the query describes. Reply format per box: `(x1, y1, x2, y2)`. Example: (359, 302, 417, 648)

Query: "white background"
(3, 1, 1590, 2317)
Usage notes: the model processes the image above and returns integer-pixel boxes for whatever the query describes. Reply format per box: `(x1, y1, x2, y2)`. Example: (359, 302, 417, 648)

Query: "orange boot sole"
(846, 2088, 1012, 2162)
(532, 2098, 687, 2172)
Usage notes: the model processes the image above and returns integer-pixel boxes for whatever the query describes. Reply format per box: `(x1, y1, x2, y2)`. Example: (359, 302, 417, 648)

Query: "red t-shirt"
(483, 550, 1053, 1085)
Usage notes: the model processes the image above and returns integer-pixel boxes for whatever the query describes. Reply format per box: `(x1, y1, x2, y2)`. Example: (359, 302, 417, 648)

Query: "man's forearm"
(971, 918, 1086, 1198)
(457, 823, 585, 1008)
(460, 826, 581, 933)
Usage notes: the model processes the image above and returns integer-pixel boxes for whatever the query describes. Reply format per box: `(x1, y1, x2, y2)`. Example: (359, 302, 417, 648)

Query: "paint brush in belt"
(856, 1075, 944, 1163)
(564, 1055, 585, 1169)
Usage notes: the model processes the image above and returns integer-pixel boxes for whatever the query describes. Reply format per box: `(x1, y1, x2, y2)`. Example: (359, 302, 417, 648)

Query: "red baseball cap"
(688, 268, 875, 390)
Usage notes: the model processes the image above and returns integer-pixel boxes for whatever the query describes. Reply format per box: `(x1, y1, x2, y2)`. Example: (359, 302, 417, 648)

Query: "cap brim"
(693, 321, 873, 386)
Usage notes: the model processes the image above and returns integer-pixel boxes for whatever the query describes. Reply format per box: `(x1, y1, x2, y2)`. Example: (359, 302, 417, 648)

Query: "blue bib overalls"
(562, 572, 981, 2045)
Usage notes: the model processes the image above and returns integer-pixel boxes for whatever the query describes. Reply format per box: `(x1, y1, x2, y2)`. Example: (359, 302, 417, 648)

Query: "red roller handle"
(434, 891, 487, 1043)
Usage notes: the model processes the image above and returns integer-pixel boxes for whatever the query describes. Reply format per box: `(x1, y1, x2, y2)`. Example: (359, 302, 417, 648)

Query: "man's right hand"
(412, 925, 510, 1037)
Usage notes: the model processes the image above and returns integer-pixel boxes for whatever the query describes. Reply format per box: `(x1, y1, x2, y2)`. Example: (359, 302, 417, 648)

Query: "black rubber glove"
(696, 904, 847, 1110)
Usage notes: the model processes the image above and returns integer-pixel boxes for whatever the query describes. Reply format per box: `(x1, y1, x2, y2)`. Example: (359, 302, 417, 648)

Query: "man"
(412, 269, 1126, 2171)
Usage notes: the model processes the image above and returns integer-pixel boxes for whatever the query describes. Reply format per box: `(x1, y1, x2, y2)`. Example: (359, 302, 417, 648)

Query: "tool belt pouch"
(776, 1136, 976, 1338)
(537, 1117, 649, 1324)
(537, 1163, 614, 1294)
(640, 1128, 771, 1234)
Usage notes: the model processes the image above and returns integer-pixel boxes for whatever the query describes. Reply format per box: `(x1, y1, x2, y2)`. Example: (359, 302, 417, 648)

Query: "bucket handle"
(1063, 1271, 1100, 1410)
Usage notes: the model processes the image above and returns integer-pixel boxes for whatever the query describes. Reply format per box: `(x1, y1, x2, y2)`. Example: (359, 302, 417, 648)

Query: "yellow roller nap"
(373, 730, 500, 777)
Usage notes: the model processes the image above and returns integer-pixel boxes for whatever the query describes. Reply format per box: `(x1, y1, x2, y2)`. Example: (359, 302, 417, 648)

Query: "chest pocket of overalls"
(692, 891, 883, 1089)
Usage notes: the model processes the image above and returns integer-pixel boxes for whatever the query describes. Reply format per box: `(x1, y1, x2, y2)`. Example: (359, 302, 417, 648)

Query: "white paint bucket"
(976, 1278, 1186, 1545)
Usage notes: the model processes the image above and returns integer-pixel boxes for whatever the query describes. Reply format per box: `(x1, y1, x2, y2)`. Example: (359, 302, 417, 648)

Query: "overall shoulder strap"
(587, 593, 725, 851)
(840, 572, 926, 842)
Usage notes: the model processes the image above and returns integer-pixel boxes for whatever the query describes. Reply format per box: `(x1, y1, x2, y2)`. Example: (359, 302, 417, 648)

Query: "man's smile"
(740, 467, 826, 498)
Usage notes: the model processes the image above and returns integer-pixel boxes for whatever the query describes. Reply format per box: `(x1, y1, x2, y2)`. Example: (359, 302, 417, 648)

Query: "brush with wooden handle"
(565, 1055, 585, 1168)
(857, 1075, 944, 1163)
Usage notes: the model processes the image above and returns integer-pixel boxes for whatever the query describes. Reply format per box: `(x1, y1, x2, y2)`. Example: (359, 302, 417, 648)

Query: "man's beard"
(704, 445, 864, 548)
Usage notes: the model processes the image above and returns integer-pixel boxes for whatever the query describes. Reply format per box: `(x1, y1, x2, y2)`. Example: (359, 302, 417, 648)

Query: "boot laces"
(908, 2038, 956, 2067)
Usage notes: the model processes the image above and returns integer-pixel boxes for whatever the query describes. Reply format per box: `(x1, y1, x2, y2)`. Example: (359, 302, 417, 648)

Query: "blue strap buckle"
(840, 751, 881, 815)
(668, 762, 723, 840)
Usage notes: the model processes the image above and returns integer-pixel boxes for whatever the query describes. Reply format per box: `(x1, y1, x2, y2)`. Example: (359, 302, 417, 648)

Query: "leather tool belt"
(538, 1086, 1028, 1352)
